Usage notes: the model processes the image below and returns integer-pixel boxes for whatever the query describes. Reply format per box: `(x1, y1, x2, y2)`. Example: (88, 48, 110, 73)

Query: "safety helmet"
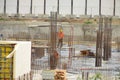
(60, 29, 63, 32)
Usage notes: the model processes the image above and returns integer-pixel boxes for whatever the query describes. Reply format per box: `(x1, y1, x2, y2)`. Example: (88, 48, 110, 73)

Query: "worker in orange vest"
(57, 28, 64, 48)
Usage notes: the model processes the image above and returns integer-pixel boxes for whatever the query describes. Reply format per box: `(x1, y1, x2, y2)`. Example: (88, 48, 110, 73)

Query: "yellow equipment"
(59, 28, 63, 32)
(0, 44, 14, 80)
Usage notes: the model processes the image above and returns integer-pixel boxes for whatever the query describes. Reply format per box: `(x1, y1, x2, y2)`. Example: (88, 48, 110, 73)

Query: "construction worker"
(57, 28, 64, 48)
(50, 50, 59, 69)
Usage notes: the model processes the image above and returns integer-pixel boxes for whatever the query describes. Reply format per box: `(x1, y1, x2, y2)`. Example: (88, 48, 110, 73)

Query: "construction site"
(0, 0, 120, 80)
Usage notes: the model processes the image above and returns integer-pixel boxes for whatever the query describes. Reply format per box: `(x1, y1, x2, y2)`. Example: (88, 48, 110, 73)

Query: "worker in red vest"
(57, 28, 64, 48)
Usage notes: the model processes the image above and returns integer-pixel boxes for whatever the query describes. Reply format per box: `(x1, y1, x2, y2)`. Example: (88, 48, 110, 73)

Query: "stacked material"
(54, 70, 66, 80)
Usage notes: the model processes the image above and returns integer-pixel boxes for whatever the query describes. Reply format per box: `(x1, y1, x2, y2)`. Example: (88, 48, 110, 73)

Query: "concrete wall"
(0, 20, 120, 41)
(13, 41, 31, 79)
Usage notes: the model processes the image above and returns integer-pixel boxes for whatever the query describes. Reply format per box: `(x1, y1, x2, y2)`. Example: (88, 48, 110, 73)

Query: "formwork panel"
(0, 44, 14, 80)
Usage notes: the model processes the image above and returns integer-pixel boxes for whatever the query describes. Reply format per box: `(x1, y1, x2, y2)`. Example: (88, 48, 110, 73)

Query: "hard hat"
(60, 29, 63, 32)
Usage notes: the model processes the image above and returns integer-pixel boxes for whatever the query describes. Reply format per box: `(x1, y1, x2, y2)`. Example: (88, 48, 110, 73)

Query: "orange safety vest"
(58, 32, 64, 39)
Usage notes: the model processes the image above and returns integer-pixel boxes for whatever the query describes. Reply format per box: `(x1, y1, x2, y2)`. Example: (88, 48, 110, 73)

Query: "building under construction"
(0, 0, 120, 80)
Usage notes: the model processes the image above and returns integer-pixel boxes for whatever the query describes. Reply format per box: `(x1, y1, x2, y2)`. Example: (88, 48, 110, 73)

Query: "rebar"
(44, 0, 46, 14)
(4, 0, 6, 14)
(57, 0, 59, 14)
(99, 0, 101, 16)
(103, 17, 112, 60)
(95, 17, 103, 67)
(103, 17, 109, 61)
(17, 0, 19, 14)
(30, 0, 33, 14)
(50, 12, 57, 69)
(85, 0, 87, 15)
(71, 0, 73, 15)
(113, 0, 116, 16)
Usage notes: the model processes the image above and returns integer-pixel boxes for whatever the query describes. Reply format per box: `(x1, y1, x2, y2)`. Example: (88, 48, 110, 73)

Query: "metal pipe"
(44, 0, 46, 14)
(71, 0, 73, 15)
(30, 0, 33, 14)
(57, 0, 59, 14)
(99, 0, 101, 16)
(113, 0, 116, 16)
(17, 0, 19, 14)
(4, 0, 6, 14)
(85, 0, 87, 15)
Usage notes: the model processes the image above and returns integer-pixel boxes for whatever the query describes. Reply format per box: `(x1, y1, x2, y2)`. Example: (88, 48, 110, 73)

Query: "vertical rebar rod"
(108, 18, 112, 58)
(4, 0, 6, 14)
(50, 12, 57, 51)
(85, 0, 87, 15)
(44, 0, 46, 14)
(82, 72, 89, 80)
(99, 0, 101, 16)
(71, 26, 74, 47)
(17, 0, 19, 14)
(95, 17, 103, 67)
(113, 0, 116, 16)
(103, 17, 112, 60)
(103, 17, 109, 61)
(68, 26, 74, 68)
(71, 0, 73, 15)
(57, 0, 59, 14)
(69, 48, 72, 67)
(117, 37, 120, 52)
(50, 12, 57, 69)
(30, 0, 33, 14)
